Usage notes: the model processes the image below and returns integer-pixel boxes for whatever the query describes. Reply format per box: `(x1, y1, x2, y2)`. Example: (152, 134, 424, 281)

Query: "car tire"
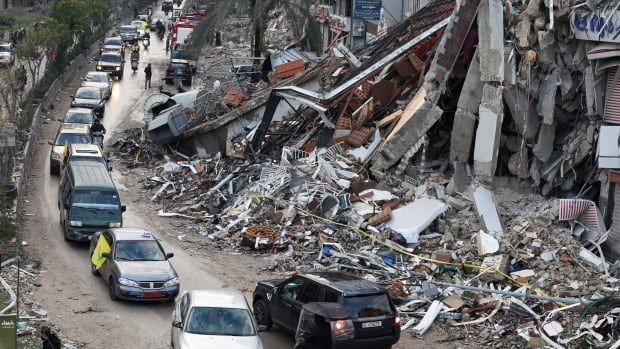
(109, 278, 119, 301)
(253, 299, 273, 330)
(62, 225, 70, 242)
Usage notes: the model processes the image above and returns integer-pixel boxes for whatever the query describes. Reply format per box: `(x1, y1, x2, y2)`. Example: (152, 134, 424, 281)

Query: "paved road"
(30, 2, 295, 348)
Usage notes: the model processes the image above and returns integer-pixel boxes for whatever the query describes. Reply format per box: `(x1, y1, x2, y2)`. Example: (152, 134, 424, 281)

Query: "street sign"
(354, 0, 382, 21)
(0, 314, 17, 349)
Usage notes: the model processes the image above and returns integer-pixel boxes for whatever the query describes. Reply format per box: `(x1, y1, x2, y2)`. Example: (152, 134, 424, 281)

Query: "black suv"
(253, 272, 400, 349)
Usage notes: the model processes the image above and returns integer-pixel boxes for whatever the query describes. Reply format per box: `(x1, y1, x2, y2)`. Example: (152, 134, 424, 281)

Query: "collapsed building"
(128, 0, 620, 346)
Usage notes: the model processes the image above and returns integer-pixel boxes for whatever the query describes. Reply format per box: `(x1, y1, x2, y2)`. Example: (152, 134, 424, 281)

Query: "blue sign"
(354, 0, 382, 21)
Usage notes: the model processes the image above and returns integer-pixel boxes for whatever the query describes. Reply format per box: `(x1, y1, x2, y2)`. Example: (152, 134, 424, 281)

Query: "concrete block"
(533, 122, 555, 162)
(537, 68, 560, 125)
(473, 186, 504, 236)
(503, 86, 540, 140)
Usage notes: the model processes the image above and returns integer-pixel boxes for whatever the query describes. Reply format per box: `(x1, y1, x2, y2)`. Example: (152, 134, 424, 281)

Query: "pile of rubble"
(0, 258, 83, 348)
(114, 0, 620, 346)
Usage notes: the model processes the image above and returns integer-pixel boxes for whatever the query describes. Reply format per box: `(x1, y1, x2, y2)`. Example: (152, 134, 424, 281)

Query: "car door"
(97, 231, 115, 282)
(172, 293, 190, 347)
(270, 277, 304, 331)
(290, 281, 323, 330)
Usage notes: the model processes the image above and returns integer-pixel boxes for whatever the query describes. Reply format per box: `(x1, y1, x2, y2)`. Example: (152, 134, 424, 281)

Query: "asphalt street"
(33, 2, 295, 348)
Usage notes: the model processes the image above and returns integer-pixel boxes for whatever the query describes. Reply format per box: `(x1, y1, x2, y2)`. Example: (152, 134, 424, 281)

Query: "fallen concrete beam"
(450, 48, 482, 162)
(473, 85, 504, 180)
(477, 0, 504, 82)
(538, 68, 560, 125)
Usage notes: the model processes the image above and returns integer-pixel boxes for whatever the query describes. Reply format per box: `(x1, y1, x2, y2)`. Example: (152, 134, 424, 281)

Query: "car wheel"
(62, 225, 70, 242)
(253, 299, 273, 330)
(109, 278, 119, 301)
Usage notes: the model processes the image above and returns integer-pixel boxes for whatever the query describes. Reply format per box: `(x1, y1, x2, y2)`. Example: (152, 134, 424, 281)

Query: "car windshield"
(100, 54, 120, 63)
(85, 74, 108, 83)
(114, 240, 166, 261)
(343, 294, 393, 319)
(64, 111, 93, 124)
(171, 63, 189, 71)
(0, 45, 9, 52)
(76, 89, 100, 99)
(104, 38, 122, 46)
(55, 133, 91, 146)
(131, 21, 143, 27)
(121, 26, 137, 33)
(73, 190, 119, 206)
(185, 307, 256, 336)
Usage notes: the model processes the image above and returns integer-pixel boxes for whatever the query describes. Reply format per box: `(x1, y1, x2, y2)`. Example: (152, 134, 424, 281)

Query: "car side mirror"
(121, 205, 127, 212)
(257, 325, 268, 332)
(48, 140, 54, 145)
(69, 94, 74, 98)
(102, 252, 112, 259)
(172, 321, 182, 328)
(166, 253, 174, 259)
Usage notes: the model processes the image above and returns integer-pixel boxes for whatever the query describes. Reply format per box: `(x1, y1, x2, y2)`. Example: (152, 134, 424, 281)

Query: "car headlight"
(118, 277, 140, 287)
(115, 66, 121, 71)
(109, 222, 121, 228)
(51, 152, 61, 160)
(164, 277, 180, 287)
(70, 221, 83, 227)
(96, 65, 102, 71)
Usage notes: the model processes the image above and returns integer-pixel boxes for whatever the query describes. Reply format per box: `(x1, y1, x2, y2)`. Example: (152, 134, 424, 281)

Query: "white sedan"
(81, 72, 112, 100)
(171, 289, 265, 349)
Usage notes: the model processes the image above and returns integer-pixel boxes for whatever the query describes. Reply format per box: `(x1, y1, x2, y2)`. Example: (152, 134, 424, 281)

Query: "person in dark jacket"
(41, 326, 61, 349)
(144, 63, 152, 89)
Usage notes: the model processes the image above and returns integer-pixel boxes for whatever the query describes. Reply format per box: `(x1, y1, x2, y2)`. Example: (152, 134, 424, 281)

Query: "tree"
(14, 19, 70, 88)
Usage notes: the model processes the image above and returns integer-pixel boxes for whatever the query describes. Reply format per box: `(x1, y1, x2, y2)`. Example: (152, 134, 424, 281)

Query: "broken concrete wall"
(371, 0, 482, 175)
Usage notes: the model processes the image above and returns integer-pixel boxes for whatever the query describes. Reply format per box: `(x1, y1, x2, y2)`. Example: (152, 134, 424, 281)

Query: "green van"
(58, 160, 126, 241)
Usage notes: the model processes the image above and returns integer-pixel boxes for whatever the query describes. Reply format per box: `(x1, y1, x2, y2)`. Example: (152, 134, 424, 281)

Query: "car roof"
(110, 228, 157, 241)
(100, 52, 122, 57)
(69, 143, 103, 156)
(171, 59, 189, 64)
(67, 160, 114, 189)
(187, 289, 250, 309)
(302, 272, 386, 296)
(59, 123, 90, 133)
(104, 37, 122, 41)
(0, 42, 10, 47)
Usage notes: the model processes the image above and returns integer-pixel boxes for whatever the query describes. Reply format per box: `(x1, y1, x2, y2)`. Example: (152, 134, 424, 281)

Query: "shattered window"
(343, 294, 392, 319)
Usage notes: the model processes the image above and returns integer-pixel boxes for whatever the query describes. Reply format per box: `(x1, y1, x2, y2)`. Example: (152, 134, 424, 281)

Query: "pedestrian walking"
(144, 63, 152, 89)
(40, 326, 61, 349)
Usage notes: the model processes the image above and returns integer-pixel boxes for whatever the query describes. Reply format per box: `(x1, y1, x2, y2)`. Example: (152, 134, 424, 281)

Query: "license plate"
(143, 292, 162, 299)
(361, 321, 382, 328)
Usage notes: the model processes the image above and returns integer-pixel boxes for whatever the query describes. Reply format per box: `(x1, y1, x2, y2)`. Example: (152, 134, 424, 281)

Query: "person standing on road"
(144, 63, 152, 89)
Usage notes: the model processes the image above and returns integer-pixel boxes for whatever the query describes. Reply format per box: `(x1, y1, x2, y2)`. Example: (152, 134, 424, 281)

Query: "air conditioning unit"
(352, 24, 365, 37)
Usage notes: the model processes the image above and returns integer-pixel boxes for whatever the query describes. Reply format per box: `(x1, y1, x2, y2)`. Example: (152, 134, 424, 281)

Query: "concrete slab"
(472, 186, 504, 236)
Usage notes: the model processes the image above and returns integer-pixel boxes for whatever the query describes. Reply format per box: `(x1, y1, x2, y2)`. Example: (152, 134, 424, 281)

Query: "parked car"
(0, 42, 15, 67)
(96, 52, 124, 79)
(62, 108, 95, 127)
(48, 123, 92, 175)
(253, 272, 401, 349)
(136, 14, 150, 23)
(131, 20, 148, 38)
(120, 25, 139, 44)
(89, 228, 179, 301)
(171, 289, 265, 349)
(61, 143, 109, 174)
(164, 59, 193, 86)
(71, 87, 106, 118)
(59, 161, 125, 241)
(149, 18, 160, 31)
(81, 72, 112, 100)
(100, 37, 124, 56)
